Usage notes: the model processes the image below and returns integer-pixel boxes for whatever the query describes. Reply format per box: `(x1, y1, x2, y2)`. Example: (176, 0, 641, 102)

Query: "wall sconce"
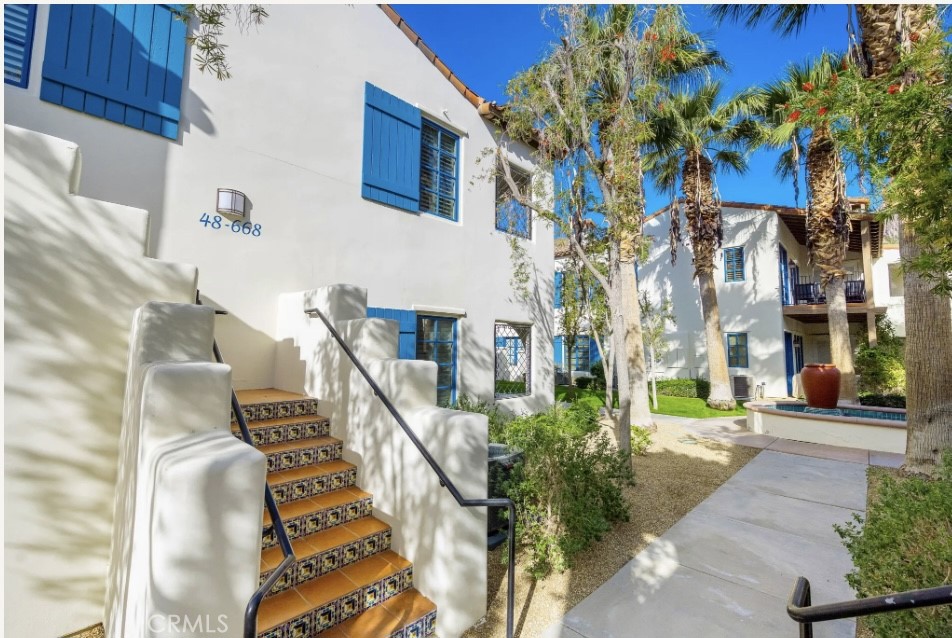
(216, 188, 246, 218)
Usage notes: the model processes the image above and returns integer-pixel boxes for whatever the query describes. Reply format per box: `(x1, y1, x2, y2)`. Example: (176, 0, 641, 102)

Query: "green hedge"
(652, 378, 711, 400)
(835, 455, 952, 637)
(859, 393, 906, 409)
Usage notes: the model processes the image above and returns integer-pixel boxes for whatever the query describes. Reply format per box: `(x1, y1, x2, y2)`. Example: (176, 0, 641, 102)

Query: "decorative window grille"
(495, 164, 531, 238)
(494, 323, 531, 398)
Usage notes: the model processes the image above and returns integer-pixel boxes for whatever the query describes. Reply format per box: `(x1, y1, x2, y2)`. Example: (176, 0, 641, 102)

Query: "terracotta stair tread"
(257, 436, 340, 455)
(267, 460, 355, 486)
(236, 388, 312, 403)
(232, 413, 330, 430)
(329, 589, 436, 637)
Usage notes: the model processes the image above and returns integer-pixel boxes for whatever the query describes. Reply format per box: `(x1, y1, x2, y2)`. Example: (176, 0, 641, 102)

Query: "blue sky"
(395, 4, 928, 214)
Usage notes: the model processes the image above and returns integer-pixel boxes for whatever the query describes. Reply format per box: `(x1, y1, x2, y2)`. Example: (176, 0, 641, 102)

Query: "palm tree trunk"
(858, 4, 951, 471)
(698, 271, 736, 409)
(825, 276, 858, 402)
(619, 254, 653, 431)
(805, 126, 857, 402)
(900, 222, 952, 474)
(609, 262, 632, 458)
(682, 153, 735, 410)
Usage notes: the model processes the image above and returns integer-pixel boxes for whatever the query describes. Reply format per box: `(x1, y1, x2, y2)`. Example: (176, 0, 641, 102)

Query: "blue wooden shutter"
(367, 307, 417, 359)
(553, 336, 564, 369)
(362, 82, 421, 212)
(554, 271, 563, 308)
(41, 4, 186, 139)
(4, 5, 37, 87)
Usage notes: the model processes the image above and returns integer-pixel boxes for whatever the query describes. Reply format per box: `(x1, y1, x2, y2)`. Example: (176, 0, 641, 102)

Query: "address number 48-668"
(199, 214, 262, 237)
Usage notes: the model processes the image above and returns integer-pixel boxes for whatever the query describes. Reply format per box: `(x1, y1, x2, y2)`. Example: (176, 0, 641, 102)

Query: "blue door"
(783, 331, 795, 396)
(366, 307, 417, 359)
(779, 245, 791, 305)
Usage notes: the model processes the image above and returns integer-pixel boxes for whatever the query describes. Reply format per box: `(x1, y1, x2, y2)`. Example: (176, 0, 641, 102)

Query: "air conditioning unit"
(731, 375, 754, 399)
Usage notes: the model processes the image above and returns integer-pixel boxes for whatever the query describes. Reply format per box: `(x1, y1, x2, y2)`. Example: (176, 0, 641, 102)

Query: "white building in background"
(638, 200, 901, 399)
(5, 5, 552, 637)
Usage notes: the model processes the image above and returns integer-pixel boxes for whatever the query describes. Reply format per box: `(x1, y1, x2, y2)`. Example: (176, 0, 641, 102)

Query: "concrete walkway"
(543, 416, 886, 638)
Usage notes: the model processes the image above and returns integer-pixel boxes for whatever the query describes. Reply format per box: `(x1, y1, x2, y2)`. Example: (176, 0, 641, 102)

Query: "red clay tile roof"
(379, 5, 505, 122)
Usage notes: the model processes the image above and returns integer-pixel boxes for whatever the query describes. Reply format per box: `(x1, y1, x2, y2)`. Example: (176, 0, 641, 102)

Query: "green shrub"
(858, 393, 907, 409)
(501, 403, 634, 578)
(630, 426, 652, 456)
(835, 453, 952, 638)
(453, 395, 512, 442)
(652, 378, 711, 400)
(590, 362, 606, 391)
(575, 376, 592, 390)
(855, 316, 906, 395)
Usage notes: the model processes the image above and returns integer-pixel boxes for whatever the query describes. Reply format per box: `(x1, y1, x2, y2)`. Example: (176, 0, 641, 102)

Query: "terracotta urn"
(801, 364, 841, 409)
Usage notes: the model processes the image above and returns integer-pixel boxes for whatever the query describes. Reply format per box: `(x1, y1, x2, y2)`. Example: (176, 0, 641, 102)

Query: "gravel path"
(463, 419, 761, 638)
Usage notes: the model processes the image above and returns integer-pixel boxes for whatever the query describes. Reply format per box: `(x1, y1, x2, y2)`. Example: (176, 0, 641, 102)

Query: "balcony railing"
(785, 277, 866, 306)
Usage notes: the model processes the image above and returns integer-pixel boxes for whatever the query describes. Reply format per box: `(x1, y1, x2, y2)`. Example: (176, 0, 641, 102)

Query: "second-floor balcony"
(787, 277, 867, 306)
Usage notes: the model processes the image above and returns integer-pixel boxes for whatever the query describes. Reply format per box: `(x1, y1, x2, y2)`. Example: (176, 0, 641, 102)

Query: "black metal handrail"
(199, 297, 296, 638)
(305, 305, 518, 638)
(787, 576, 952, 637)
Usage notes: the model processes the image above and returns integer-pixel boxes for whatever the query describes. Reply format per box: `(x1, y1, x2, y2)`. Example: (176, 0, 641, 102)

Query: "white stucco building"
(5, 5, 552, 638)
(638, 200, 899, 399)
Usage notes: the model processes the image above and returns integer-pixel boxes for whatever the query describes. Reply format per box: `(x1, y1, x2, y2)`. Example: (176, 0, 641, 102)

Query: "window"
(726, 333, 749, 368)
(40, 5, 187, 139)
(4, 5, 36, 88)
(494, 323, 531, 398)
(362, 83, 460, 221)
(420, 120, 459, 220)
(724, 246, 745, 282)
(888, 263, 904, 297)
(417, 316, 457, 406)
(496, 164, 531, 238)
(554, 271, 564, 309)
(570, 338, 590, 373)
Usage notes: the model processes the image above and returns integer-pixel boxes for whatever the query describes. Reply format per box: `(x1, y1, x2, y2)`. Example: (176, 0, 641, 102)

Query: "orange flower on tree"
(888, 84, 900, 94)
(788, 110, 802, 123)
(802, 82, 814, 92)
(660, 47, 676, 62)
(818, 107, 828, 116)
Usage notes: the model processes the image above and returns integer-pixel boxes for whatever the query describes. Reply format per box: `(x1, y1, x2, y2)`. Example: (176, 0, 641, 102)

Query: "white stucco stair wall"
(105, 302, 266, 638)
(4, 125, 199, 637)
(276, 285, 489, 638)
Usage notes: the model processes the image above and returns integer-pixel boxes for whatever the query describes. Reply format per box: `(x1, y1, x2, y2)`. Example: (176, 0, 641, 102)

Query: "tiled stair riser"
(260, 527, 394, 594)
(257, 565, 416, 638)
(233, 418, 331, 446)
(265, 441, 343, 474)
(265, 496, 373, 548)
(236, 399, 321, 423)
(267, 465, 358, 512)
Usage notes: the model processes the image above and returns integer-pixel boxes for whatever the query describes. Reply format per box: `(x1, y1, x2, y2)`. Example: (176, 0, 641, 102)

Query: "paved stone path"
(542, 415, 897, 638)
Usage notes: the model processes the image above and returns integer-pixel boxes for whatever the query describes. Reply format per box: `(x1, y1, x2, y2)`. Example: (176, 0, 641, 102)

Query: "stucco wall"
(5, 5, 554, 403)
(871, 247, 905, 336)
(4, 126, 198, 637)
(641, 206, 788, 397)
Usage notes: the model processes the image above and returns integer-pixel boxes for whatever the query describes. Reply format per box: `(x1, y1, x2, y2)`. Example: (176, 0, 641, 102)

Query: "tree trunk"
(649, 343, 658, 410)
(900, 222, 952, 474)
(619, 255, 653, 430)
(610, 265, 632, 458)
(698, 271, 736, 409)
(825, 276, 858, 402)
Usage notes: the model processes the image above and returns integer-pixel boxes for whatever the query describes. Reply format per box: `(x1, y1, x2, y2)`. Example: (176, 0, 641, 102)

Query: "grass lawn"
(555, 385, 747, 418)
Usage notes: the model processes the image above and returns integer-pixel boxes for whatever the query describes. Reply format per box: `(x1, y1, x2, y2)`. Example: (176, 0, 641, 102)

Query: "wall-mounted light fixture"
(216, 188, 246, 218)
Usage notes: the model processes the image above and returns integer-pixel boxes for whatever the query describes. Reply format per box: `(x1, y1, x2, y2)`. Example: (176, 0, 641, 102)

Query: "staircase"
(234, 389, 438, 638)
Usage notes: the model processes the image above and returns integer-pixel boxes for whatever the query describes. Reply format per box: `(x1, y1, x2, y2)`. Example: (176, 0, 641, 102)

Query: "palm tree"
(646, 81, 761, 410)
(759, 54, 859, 402)
(714, 4, 951, 472)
